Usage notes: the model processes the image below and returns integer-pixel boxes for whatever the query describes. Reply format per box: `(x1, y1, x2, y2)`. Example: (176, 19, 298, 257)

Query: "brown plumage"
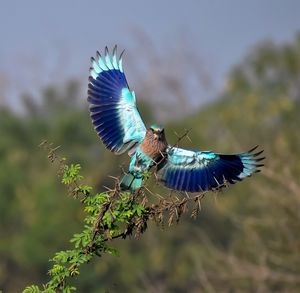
(140, 127, 168, 161)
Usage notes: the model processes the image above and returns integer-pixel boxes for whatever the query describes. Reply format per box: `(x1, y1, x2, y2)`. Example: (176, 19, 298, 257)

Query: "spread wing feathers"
(157, 145, 265, 192)
(87, 46, 146, 155)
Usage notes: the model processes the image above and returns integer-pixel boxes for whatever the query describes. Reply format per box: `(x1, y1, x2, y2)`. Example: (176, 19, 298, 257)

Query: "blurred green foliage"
(1, 34, 300, 292)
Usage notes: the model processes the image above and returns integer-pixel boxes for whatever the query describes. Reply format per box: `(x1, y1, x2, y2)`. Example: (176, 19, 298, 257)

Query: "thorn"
(108, 175, 119, 181)
(103, 185, 114, 192)
(185, 191, 190, 199)
(38, 140, 47, 147)
(51, 145, 61, 152)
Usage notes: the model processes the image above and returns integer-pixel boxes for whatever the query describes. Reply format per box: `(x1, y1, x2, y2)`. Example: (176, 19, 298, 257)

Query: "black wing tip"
(113, 45, 117, 55)
(96, 50, 101, 60)
(253, 150, 264, 157)
(255, 156, 265, 162)
(248, 145, 259, 153)
(119, 49, 125, 59)
(255, 163, 265, 167)
(248, 145, 266, 166)
(92, 46, 124, 63)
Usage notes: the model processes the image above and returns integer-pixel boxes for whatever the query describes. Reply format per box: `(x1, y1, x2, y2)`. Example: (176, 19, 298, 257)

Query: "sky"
(0, 0, 300, 109)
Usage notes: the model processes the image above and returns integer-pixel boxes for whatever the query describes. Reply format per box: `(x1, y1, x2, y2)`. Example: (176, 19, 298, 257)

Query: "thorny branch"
(37, 137, 225, 292)
(172, 127, 193, 148)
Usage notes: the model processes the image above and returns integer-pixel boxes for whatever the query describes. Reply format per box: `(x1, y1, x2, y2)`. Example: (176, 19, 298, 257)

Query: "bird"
(87, 46, 264, 193)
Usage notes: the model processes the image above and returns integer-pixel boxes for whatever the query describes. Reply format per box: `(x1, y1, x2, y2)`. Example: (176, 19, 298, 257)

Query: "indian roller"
(87, 46, 264, 192)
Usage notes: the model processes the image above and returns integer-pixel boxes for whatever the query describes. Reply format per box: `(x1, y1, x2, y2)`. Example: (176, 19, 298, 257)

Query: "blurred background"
(1, 0, 300, 292)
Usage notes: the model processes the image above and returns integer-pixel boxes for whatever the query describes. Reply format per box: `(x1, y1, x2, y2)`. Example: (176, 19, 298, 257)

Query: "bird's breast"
(139, 137, 167, 160)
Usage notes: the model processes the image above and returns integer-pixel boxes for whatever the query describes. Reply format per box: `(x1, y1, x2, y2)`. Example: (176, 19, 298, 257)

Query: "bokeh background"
(1, 0, 300, 292)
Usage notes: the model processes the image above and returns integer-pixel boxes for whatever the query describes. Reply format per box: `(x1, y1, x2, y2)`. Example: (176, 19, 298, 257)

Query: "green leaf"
(105, 246, 120, 257)
(22, 285, 42, 293)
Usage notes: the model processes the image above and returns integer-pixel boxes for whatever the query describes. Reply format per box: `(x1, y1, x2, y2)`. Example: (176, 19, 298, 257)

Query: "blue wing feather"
(88, 46, 146, 155)
(158, 146, 264, 192)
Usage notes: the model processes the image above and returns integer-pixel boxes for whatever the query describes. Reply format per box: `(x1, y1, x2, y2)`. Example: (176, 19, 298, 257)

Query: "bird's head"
(148, 124, 166, 142)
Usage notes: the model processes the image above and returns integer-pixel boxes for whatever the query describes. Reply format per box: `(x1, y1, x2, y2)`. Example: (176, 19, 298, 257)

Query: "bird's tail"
(120, 173, 143, 192)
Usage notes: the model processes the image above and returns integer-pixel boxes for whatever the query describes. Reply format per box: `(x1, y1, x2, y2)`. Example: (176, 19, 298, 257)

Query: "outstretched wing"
(87, 46, 146, 155)
(157, 146, 264, 192)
